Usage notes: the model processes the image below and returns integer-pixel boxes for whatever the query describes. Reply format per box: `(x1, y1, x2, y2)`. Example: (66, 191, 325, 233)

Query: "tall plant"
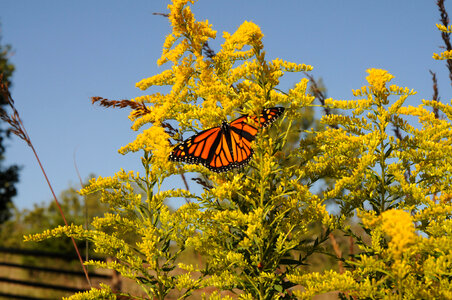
(288, 69, 452, 299)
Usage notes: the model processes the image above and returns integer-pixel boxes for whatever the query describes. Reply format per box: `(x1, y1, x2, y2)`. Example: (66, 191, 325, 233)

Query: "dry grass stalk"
(328, 233, 344, 274)
(91, 96, 151, 118)
(0, 74, 92, 287)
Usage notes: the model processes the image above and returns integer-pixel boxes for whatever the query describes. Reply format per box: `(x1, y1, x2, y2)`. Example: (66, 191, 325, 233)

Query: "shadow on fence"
(0, 247, 115, 300)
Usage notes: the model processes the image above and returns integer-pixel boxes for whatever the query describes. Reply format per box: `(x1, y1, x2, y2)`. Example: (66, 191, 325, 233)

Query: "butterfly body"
(169, 107, 284, 172)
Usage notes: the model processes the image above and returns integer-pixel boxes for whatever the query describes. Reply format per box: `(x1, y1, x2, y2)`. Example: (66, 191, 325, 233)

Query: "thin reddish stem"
(28, 138, 92, 287)
(0, 75, 91, 287)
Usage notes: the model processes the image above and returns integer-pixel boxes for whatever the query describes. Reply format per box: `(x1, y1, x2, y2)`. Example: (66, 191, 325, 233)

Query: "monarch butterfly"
(169, 107, 284, 172)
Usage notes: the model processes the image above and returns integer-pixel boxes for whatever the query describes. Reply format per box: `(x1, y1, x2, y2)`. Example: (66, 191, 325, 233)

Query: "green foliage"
(26, 1, 452, 299)
(0, 177, 105, 254)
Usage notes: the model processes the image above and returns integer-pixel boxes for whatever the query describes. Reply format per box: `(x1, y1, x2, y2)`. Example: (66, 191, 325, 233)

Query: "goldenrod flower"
(381, 209, 416, 258)
(119, 125, 171, 170)
(433, 49, 452, 60)
(436, 23, 452, 33)
(362, 209, 417, 259)
(365, 68, 394, 94)
(222, 21, 264, 51)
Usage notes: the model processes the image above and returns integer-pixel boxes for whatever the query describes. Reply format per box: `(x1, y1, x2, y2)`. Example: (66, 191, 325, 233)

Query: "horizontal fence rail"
(0, 277, 86, 293)
(0, 291, 44, 300)
(0, 247, 114, 300)
(0, 247, 104, 261)
(0, 261, 111, 278)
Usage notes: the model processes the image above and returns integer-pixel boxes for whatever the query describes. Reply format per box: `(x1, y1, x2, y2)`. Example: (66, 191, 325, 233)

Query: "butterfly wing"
(206, 123, 238, 172)
(169, 124, 237, 172)
(251, 107, 285, 128)
(228, 115, 258, 168)
(226, 107, 285, 169)
(170, 126, 221, 166)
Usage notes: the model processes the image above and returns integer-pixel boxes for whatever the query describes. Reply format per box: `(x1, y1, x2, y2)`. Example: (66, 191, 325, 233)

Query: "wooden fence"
(0, 247, 114, 300)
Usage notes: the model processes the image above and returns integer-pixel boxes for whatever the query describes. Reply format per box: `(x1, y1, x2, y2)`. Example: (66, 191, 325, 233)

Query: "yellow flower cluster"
(288, 78, 314, 106)
(168, 0, 216, 56)
(415, 196, 452, 222)
(85, 254, 141, 280)
(158, 38, 190, 66)
(64, 284, 114, 300)
(436, 23, 452, 33)
(397, 105, 435, 123)
(270, 58, 313, 73)
(205, 291, 235, 300)
(136, 69, 175, 91)
(24, 224, 84, 242)
(119, 125, 169, 154)
(243, 208, 265, 240)
(221, 21, 264, 52)
(365, 68, 394, 93)
(362, 209, 416, 259)
(388, 84, 417, 95)
(288, 270, 372, 299)
(433, 50, 452, 60)
(92, 212, 140, 232)
(380, 210, 416, 258)
(424, 99, 452, 119)
(175, 272, 197, 291)
(325, 98, 373, 111)
(79, 174, 120, 195)
(137, 227, 160, 270)
(228, 60, 259, 82)
(202, 271, 238, 290)
(434, 24, 452, 60)
(207, 174, 244, 200)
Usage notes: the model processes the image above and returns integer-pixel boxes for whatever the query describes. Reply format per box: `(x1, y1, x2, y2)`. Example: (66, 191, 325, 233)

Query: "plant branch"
(304, 72, 338, 129)
(437, 0, 452, 85)
(430, 70, 440, 119)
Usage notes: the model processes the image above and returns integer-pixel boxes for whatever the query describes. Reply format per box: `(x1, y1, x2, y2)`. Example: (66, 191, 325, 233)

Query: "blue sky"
(2, 0, 451, 210)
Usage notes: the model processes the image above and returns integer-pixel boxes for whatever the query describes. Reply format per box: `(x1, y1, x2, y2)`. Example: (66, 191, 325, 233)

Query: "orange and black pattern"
(169, 107, 284, 172)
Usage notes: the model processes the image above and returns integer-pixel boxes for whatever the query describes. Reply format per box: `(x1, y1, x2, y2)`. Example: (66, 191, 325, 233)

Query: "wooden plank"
(0, 276, 87, 293)
(0, 261, 111, 279)
(0, 291, 44, 300)
(0, 247, 104, 261)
